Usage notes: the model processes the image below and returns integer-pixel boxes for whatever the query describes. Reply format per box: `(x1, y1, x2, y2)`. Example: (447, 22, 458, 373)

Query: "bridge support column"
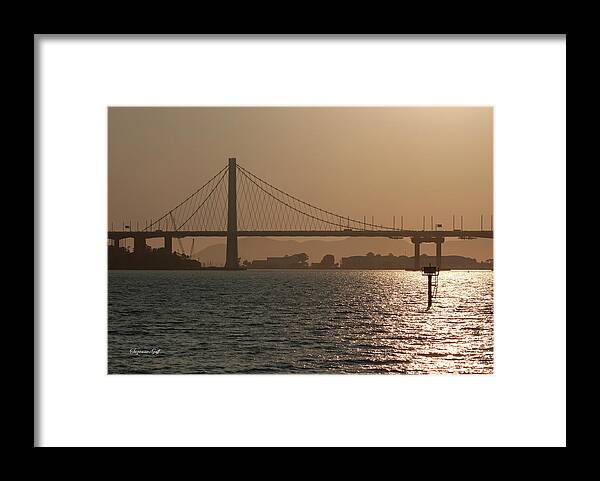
(133, 235, 147, 254)
(435, 238, 444, 270)
(411, 238, 421, 270)
(225, 157, 239, 269)
(164, 235, 172, 254)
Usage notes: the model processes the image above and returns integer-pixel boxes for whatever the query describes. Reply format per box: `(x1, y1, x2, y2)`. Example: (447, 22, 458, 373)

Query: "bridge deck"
(108, 230, 493, 240)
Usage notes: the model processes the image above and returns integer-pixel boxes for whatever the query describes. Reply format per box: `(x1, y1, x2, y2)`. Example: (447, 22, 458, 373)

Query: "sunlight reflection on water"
(108, 270, 493, 374)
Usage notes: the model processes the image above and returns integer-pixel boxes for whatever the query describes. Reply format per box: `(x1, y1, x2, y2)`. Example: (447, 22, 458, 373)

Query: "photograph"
(108, 106, 493, 374)
(36, 35, 565, 447)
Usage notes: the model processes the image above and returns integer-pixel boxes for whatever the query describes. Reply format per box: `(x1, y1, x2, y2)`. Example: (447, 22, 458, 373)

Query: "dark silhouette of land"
(109, 245, 209, 270)
(311, 254, 338, 269)
(189, 237, 493, 266)
(340, 252, 492, 270)
(109, 244, 492, 271)
(244, 253, 309, 269)
(244, 253, 340, 269)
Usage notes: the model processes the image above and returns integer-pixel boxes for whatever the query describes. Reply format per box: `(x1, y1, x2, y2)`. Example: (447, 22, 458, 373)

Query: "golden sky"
(108, 107, 492, 232)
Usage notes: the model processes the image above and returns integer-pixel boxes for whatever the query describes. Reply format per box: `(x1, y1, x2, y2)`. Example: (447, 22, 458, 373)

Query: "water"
(108, 270, 493, 374)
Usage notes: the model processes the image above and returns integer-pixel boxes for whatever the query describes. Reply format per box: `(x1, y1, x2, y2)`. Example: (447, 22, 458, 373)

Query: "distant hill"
(193, 237, 492, 266)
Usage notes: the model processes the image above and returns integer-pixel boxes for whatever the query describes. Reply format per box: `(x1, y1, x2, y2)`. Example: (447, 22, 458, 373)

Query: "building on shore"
(310, 254, 339, 269)
(246, 253, 309, 269)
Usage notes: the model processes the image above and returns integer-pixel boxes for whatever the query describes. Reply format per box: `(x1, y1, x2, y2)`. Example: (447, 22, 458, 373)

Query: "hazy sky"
(108, 107, 492, 232)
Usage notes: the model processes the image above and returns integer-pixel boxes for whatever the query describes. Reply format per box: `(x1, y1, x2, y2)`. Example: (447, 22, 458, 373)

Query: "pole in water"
(428, 274, 432, 308)
(422, 263, 439, 309)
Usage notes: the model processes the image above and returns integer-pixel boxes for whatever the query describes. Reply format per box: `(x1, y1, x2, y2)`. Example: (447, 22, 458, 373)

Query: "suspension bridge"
(108, 158, 493, 270)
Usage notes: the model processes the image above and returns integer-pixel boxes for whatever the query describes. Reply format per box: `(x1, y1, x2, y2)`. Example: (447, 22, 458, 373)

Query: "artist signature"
(129, 348, 162, 356)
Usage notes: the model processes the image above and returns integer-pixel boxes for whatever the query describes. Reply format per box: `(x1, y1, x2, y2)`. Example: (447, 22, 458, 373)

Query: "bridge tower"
(225, 157, 239, 269)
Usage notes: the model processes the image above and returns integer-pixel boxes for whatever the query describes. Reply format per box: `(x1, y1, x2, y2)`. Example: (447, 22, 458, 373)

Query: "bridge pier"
(412, 238, 421, 270)
(411, 236, 445, 270)
(435, 238, 444, 269)
(225, 157, 239, 269)
(133, 235, 147, 254)
(164, 235, 172, 254)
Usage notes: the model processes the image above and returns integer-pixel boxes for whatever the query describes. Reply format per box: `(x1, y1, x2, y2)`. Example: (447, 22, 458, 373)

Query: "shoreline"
(108, 267, 493, 272)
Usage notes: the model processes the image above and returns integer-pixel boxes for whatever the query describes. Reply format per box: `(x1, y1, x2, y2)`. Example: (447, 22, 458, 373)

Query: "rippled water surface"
(108, 270, 493, 374)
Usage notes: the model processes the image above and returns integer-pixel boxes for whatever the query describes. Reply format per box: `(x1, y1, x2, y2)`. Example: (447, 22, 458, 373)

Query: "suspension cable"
(175, 170, 227, 231)
(237, 163, 394, 230)
(143, 164, 228, 231)
(238, 167, 349, 230)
